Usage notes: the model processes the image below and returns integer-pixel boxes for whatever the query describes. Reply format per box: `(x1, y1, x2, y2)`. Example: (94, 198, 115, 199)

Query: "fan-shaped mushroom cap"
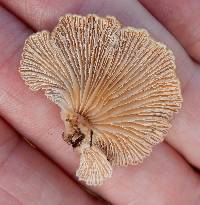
(19, 14, 182, 185)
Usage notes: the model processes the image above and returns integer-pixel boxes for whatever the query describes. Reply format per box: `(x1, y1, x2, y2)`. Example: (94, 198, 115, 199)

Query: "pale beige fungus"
(19, 14, 182, 186)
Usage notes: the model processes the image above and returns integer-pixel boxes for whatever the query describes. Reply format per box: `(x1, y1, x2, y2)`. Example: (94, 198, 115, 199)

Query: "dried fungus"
(19, 14, 182, 185)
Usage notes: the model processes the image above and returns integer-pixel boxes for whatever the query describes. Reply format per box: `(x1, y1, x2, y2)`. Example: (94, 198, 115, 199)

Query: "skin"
(0, 0, 199, 204)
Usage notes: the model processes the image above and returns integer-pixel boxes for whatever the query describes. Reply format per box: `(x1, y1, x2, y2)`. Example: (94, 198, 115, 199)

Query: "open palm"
(0, 0, 199, 204)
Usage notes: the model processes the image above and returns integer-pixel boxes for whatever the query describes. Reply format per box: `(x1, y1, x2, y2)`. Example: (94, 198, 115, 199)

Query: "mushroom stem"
(61, 110, 92, 148)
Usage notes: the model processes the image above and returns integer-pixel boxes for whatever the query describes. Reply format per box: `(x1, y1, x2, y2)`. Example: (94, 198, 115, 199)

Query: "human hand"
(0, 0, 199, 204)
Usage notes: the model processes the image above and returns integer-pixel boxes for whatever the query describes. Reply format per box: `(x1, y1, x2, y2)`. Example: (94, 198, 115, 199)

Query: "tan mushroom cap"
(19, 14, 182, 185)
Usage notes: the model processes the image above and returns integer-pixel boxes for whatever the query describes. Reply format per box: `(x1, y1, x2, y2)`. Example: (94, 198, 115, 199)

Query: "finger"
(0, 0, 196, 86)
(1, 121, 199, 205)
(137, 0, 200, 168)
(139, 0, 200, 63)
(0, 117, 104, 205)
(1, 0, 200, 169)
(2, 118, 199, 205)
(0, 0, 80, 31)
(0, 1, 199, 204)
(97, 143, 200, 205)
(0, 1, 195, 81)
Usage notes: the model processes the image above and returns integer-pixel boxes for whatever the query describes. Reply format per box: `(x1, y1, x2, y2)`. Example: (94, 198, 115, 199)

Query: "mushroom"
(19, 14, 182, 185)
